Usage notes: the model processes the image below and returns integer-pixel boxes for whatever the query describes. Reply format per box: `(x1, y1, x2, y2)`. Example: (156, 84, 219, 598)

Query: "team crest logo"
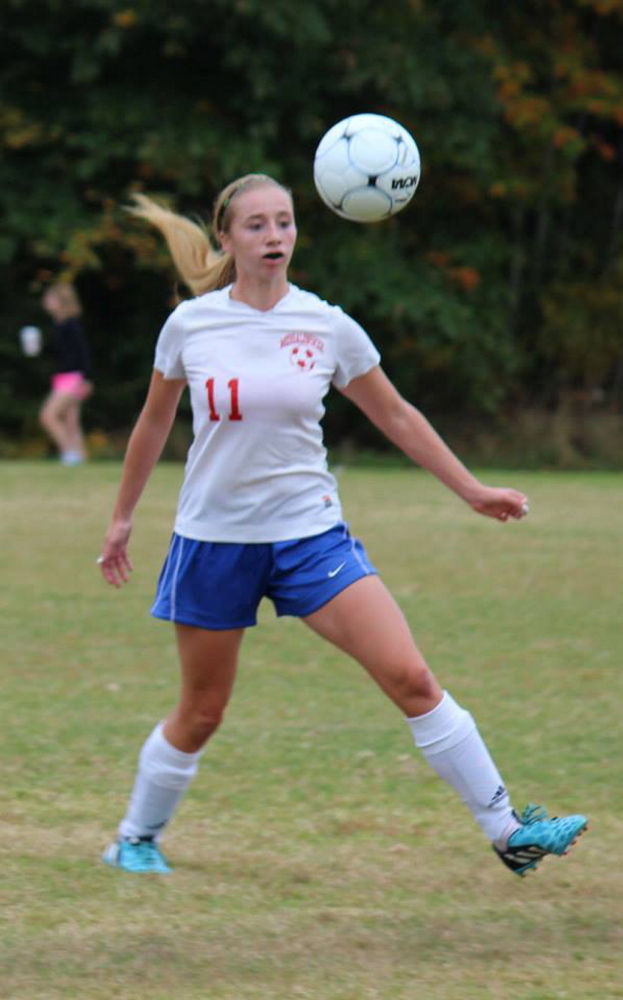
(290, 346, 316, 370)
(281, 331, 325, 372)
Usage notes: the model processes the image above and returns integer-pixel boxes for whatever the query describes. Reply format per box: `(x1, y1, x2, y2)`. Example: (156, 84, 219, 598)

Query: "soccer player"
(98, 175, 587, 876)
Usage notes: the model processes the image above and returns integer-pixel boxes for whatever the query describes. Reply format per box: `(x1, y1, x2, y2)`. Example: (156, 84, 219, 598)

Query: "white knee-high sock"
(407, 691, 519, 845)
(118, 722, 202, 841)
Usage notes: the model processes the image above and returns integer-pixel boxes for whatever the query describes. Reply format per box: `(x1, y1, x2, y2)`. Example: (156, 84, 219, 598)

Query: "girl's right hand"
(98, 518, 134, 588)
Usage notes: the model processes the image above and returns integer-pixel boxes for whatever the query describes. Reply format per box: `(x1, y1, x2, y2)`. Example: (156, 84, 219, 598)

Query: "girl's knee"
(398, 662, 437, 698)
(175, 700, 227, 745)
(195, 703, 226, 736)
(40, 398, 64, 427)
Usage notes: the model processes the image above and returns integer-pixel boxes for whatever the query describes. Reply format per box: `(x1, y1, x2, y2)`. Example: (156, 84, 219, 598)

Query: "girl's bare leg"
(63, 398, 86, 457)
(165, 625, 245, 751)
(39, 392, 74, 454)
(304, 576, 517, 845)
(117, 626, 245, 841)
(303, 575, 442, 716)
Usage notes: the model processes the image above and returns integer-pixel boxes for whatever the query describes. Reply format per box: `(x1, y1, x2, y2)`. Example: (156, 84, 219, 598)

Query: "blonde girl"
(98, 174, 587, 876)
(40, 282, 92, 465)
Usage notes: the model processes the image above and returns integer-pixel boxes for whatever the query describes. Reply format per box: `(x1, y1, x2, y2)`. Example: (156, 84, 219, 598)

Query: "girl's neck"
(229, 276, 290, 313)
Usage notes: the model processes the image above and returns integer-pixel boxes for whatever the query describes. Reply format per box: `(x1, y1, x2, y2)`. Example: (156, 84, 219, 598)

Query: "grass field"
(2, 461, 622, 1000)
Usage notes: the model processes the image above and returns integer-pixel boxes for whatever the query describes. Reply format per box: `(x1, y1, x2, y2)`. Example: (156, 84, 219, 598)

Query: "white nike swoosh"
(327, 561, 346, 578)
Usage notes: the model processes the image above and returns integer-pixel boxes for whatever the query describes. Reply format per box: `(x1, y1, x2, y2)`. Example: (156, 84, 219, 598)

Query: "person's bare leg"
(304, 577, 517, 844)
(165, 625, 245, 751)
(304, 575, 442, 715)
(63, 398, 86, 458)
(117, 626, 244, 841)
(39, 392, 74, 454)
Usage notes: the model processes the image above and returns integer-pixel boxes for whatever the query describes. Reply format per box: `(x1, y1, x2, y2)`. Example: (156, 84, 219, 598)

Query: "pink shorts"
(51, 372, 86, 398)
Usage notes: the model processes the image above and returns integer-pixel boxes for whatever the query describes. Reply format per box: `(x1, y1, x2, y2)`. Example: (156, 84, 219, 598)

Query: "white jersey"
(154, 283, 381, 542)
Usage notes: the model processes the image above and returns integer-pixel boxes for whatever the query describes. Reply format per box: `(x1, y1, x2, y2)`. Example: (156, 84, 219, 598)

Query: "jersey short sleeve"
(153, 306, 187, 379)
(330, 306, 381, 389)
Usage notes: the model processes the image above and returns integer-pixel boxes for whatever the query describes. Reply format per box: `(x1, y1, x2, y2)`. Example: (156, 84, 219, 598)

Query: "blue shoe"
(102, 837, 172, 874)
(494, 804, 588, 876)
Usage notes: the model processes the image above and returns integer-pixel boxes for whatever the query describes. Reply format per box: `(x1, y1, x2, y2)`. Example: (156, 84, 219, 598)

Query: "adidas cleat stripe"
(493, 805, 588, 876)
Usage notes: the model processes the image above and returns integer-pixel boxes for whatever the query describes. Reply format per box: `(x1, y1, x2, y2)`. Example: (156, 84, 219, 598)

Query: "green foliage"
(1, 0, 622, 447)
(540, 255, 623, 389)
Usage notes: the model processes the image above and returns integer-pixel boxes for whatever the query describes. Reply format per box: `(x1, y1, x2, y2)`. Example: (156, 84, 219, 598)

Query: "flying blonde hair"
(127, 174, 291, 297)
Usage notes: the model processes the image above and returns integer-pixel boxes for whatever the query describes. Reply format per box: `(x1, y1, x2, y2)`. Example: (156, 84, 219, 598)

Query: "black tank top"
(51, 318, 90, 375)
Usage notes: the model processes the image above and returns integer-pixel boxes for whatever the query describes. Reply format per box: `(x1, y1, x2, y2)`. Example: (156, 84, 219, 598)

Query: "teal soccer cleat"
(494, 804, 588, 877)
(102, 837, 172, 874)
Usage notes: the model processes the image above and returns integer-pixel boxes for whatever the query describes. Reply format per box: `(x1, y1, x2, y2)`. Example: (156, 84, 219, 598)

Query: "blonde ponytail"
(128, 175, 290, 297)
(127, 194, 234, 296)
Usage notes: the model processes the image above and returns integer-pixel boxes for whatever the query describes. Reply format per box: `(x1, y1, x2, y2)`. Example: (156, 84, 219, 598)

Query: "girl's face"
(219, 184, 297, 281)
(42, 288, 62, 317)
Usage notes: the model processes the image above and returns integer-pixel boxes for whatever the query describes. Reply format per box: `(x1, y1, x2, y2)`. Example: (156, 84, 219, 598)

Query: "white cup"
(20, 325, 42, 356)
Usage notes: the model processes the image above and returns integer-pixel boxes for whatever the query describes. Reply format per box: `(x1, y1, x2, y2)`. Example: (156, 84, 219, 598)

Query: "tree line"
(1, 0, 622, 462)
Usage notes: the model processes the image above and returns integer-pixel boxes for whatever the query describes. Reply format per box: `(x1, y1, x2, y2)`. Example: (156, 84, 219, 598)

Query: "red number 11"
(206, 378, 243, 421)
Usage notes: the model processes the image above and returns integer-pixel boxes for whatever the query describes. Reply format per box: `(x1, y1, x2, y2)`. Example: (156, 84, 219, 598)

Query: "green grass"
(2, 461, 622, 1000)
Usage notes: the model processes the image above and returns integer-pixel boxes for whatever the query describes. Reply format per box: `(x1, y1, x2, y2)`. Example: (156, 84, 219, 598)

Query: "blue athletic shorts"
(150, 522, 377, 630)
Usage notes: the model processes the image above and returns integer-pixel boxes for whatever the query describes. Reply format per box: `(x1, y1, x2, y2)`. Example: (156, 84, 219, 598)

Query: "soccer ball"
(313, 113, 421, 223)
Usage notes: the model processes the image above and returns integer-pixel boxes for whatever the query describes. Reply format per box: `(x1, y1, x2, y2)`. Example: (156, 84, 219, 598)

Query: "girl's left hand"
(467, 486, 529, 522)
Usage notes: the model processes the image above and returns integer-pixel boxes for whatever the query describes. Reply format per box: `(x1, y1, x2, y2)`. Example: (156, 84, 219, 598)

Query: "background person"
(98, 175, 587, 877)
(38, 281, 92, 465)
